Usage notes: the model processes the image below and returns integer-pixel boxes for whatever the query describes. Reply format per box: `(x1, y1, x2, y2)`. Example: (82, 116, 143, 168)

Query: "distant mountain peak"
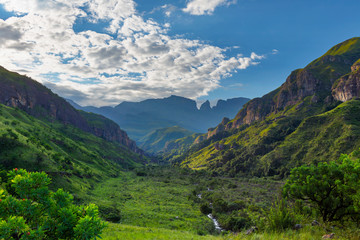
(200, 100, 211, 111)
(70, 95, 250, 142)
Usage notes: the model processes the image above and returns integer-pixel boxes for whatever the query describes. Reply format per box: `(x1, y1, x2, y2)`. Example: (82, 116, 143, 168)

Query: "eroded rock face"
(332, 60, 360, 102)
(0, 66, 142, 153)
(204, 49, 359, 140)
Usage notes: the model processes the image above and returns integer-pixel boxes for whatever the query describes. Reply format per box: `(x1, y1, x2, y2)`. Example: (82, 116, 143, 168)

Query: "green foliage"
(264, 199, 298, 232)
(0, 103, 146, 199)
(139, 126, 194, 154)
(200, 203, 212, 215)
(168, 38, 360, 179)
(0, 169, 105, 239)
(283, 154, 360, 222)
(175, 98, 360, 178)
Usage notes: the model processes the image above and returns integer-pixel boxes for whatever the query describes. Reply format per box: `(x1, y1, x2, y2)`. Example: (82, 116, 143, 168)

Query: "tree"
(283, 154, 360, 222)
(0, 169, 105, 239)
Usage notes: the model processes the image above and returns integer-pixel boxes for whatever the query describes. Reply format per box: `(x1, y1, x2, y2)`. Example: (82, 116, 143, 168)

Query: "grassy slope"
(174, 38, 360, 176)
(0, 103, 145, 197)
(138, 126, 194, 153)
(177, 99, 360, 177)
(259, 99, 360, 172)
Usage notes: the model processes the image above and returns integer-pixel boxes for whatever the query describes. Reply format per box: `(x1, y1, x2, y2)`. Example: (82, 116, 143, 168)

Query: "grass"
(0, 103, 145, 198)
(83, 167, 215, 234)
(139, 126, 194, 153)
(101, 217, 360, 240)
(176, 98, 360, 177)
(102, 223, 220, 240)
(79, 166, 286, 238)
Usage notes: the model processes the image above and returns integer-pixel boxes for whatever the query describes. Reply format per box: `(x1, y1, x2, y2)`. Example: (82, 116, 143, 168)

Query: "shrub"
(264, 199, 297, 231)
(0, 169, 105, 239)
(219, 214, 248, 232)
(200, 203, 212, 215)
(283, 154, 360, 222)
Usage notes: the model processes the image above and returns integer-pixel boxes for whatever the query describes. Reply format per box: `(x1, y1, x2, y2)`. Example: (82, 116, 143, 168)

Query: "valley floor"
(102, 223, 360, 240)
(86, 166, 360, 240)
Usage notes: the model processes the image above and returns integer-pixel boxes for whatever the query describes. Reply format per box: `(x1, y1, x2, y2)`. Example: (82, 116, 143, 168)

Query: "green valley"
(2, 37, 360, 240)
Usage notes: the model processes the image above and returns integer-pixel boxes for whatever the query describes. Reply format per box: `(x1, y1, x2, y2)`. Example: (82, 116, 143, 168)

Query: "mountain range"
(168, 37, 360, 177)
(2, 37, 360, 181)
(68, 96, 250, 142)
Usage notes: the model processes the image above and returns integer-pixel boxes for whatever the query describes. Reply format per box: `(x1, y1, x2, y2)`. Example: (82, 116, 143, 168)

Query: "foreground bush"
(0, 169, 105, 239)
(283, 154, 360, 222)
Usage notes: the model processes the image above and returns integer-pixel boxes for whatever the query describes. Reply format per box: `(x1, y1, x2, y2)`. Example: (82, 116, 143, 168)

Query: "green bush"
(0, 169, 105, 239)
(199, 203, 212, 215)
(283, 154, 360, 222)
(99, 205, 121, 223)
(264, 199, 297, 231)
(220, 215, 248, 232)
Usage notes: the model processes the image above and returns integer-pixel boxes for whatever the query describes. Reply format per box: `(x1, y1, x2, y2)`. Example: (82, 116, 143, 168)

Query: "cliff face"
(0, 66, 141, 153)
(72, 95, 250, 141)
(206, 37, 360, 138)
(332, 60, 360, 102)
(174, 37, 360, 177)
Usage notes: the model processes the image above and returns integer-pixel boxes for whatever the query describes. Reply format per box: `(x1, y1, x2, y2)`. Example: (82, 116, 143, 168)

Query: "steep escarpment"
(332, 59, 360, 102)
(0, 66, 141, 153)
(173, 37, 360, 177)
(209, 37, 360, 136)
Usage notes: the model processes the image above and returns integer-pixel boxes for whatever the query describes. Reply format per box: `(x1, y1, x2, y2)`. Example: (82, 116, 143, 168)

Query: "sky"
(0, 0, 360, 107)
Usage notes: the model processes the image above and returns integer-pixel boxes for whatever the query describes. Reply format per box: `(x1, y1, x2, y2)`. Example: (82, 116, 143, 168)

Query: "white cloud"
(272, 49, 279, 54)
(183, 0, 236, 15)
(0, 0, 262, 107)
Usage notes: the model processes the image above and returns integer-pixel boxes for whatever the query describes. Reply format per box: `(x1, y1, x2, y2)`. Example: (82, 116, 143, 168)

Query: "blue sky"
(0, 0, 359, 106)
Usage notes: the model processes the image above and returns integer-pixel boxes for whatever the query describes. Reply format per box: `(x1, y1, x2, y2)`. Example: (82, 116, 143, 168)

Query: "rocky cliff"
(332, 59, 360, 102)
(173, 37, 360, 177)
(0, 66, 142, 153)
(207, 37, 360, 138)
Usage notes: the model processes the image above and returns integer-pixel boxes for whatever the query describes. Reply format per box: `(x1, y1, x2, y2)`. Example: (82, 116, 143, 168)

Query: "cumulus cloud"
(0, 0, 262, 106)
(183, 0, 236, 15)
(0, 23, 23, 42)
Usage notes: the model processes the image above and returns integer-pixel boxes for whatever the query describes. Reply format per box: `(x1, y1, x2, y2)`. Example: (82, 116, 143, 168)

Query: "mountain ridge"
(69, 95, 250, 142)
(170, 37, 360, 177)
(0, 66, 142, 154)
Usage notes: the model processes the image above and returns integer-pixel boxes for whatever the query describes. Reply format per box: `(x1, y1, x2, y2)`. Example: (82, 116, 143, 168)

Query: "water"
(197, 191, 223, 231)
(207, 214, 223, 231)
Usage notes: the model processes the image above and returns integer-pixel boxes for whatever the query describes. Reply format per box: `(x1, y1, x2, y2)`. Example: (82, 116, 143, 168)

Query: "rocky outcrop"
(208, 117, 230, 138)
(0, 66, 142, 153)
(205, 38, 360, 139)
(332, 59, 360, 102)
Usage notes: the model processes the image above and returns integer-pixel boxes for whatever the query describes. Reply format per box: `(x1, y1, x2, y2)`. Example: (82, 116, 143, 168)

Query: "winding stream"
(207, 214, 224, 231)
(197, 192, 224, 232)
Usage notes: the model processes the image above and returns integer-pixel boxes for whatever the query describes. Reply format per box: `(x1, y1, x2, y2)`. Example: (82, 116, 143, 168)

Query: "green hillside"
(170, 37, 360, 178)
(138, 126, 194, 153)
(0, 103, 145, 193)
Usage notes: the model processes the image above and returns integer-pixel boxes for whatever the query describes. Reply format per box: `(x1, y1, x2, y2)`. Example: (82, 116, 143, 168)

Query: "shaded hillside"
(70, 95, 250, 141)
(172, 37, 360, 177)
(138, 126, 194, 153)
(0, 104, 146, 191)
(0, 66, 141, 153)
